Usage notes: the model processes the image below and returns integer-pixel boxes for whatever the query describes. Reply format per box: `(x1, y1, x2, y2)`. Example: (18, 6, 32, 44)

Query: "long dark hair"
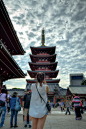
(1, 85, 7, 94)
(37, 72, 45, 87)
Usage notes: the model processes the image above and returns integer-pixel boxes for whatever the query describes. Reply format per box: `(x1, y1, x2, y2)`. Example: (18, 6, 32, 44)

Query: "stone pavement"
(1, 108, 86, 129)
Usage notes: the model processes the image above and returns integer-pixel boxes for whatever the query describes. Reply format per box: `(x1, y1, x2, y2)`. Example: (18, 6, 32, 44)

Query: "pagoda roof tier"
(26, 79, 60, 83)
(0, 41, 25, 81)
(27, 70, 59, 78)
(30, 54, 56, 62)
(30, 46, 56, 55)
(0, 0, 25, 55)
(29, 62, 58, 71)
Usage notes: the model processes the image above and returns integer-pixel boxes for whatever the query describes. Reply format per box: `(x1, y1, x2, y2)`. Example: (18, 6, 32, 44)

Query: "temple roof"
(8, 89, 25, 97)
(30, 46, 56, 49)
(0, 0, 25, 55)
(0, 41, 25, 81)
(30, 54, 56, 62)
(69, 85, 86, 94)
(8, 86, 67, 97)
(30, 46, 56, 55)
(26, 83, 60, 92)
(29, 62, 57, 65)
(30, 54, 56, 57)
(58, 88, 67, 96)
(26, 79, 60, 83)
(27, 70, 59, 78)
(29, 62, 58, 71)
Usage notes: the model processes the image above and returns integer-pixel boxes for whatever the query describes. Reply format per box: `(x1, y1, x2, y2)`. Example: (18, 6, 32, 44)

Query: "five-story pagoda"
(26, 28, 60, 102)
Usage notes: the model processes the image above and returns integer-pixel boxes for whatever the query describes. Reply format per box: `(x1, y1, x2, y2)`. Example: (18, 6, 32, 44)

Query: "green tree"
(12, 88, 21, 89)
(81, 79, 86, 85)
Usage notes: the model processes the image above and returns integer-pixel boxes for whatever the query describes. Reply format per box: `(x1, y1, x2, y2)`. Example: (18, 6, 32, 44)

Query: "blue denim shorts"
(45, 112, 48, 115)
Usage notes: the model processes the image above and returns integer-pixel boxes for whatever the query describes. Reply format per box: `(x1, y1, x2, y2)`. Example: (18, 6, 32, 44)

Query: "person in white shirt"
(29, 72, 49, 129)
(0, 85, 10, 127)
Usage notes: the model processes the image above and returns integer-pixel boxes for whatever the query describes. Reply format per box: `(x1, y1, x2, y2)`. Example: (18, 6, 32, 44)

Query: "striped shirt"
(72, 96, 80, 107)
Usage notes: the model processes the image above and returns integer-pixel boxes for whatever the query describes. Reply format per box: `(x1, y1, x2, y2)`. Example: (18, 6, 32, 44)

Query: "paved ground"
(1, 108, 86, 129)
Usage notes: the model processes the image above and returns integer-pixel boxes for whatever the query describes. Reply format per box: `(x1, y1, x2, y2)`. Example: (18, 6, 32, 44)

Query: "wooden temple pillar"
(19, 97, 22, 104)
(54, 95, 56, 104)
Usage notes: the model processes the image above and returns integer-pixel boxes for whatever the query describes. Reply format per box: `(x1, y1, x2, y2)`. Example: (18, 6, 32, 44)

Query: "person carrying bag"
(0, 86, 10, 127)
(15, 97, 21, 111)
(29, 72, 49, 129)
(10, 92, 20, 128)
(36, 85, 51, 112)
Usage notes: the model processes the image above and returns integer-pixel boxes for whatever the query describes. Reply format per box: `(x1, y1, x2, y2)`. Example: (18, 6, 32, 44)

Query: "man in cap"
(23, 89, 32, 128)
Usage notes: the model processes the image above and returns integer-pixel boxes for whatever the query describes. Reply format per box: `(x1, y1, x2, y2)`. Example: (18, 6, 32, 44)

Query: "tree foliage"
(12, 88, 20, 89)
(81, 79, 86, 85)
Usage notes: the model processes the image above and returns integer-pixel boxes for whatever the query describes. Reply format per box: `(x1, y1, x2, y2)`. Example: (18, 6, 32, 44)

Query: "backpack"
(15, 97, 21, 111)
(25, 94, 31, 108)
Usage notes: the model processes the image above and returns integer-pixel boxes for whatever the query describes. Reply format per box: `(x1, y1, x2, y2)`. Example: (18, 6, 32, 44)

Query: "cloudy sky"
(3, 0, 86, 89)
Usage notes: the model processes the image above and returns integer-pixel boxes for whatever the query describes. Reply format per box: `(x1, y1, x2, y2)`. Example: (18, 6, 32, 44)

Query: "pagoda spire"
(41, 28, 45, 46)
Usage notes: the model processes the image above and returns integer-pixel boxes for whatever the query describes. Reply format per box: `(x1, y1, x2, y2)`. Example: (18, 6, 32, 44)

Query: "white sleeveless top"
(29, 83, 47, 118)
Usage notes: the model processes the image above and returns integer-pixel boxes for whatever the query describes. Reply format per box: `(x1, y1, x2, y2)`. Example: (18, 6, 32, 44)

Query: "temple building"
(0, 0, 67, 103)
(0, 0, 26, 90)
(26, 28, 67, 103)
(67, 73, 86, 99)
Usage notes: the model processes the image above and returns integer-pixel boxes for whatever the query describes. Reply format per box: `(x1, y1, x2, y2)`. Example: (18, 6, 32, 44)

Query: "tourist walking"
(0, 85, 10, 127)
(65, 99, 71, 115)
(72, 96, 81, 120)
(10, 92, 20, 128)
(60, 100, 64, 111)
(83, 98, 86, 111)
(7, 99, 10, 114)
(29, 72, 49, 129)
(80, 100, 84, 114)
(23, 89, 32, 128)
(62, 100, 65, 111)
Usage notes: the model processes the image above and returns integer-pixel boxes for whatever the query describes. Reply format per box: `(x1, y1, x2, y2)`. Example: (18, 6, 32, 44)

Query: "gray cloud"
(3, 0, 86, 89)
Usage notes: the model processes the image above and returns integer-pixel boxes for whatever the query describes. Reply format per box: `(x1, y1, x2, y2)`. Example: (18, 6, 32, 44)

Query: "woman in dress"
(29, 72, 49, 129)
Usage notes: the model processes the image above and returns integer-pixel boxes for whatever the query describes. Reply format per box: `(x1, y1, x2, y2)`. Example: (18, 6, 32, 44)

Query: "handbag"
(0, 100, 5, 107)
(15, 97, 21, 111)
(0, 94, 5, 107)
(36, 85, 51, 112)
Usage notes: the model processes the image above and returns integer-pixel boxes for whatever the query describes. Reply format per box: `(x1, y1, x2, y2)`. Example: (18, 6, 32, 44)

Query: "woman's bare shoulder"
(46, 85, 49, 93)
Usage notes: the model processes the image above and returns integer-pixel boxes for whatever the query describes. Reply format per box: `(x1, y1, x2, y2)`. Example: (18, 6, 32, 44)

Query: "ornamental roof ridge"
(30, 54, 57, 56)
(27, 70, 59, 72)
(29, 62, 58, 64)
(26, 79, 60, 81)
(26, 79, 60, 84)
(30, 46, 56, 48)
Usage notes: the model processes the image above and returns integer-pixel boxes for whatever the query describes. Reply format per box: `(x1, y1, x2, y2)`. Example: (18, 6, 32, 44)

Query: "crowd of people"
(53, 95, 86, 119)
(0, 72, 86, 128)
(0, 72, 49, 129)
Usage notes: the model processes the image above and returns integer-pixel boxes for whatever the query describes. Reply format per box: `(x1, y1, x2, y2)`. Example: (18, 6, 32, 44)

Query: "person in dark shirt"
(22, 89, 32, 128)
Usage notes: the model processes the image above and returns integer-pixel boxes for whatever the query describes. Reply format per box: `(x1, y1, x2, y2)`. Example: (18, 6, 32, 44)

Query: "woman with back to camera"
(10, 92, 20, 128)
(29, 72, 49, 129)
